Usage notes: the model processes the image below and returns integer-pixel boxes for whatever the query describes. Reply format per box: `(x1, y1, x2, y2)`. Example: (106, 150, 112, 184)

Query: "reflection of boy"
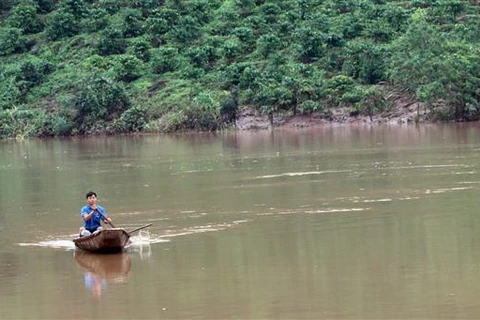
(85, 272, 106, 300)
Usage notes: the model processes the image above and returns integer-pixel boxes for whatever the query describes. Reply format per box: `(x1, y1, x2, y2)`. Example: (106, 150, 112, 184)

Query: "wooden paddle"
(127, 223, 153, 234)
(93, 208, 116, 228)
(94, 209, 152, 234)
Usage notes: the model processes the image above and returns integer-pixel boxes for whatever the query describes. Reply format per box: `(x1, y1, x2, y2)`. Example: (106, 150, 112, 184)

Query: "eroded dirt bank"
(235, 89, 433, 130)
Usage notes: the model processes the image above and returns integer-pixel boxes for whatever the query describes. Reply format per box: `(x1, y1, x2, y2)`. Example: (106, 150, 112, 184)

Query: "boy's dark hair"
(86, 191, 97, 199)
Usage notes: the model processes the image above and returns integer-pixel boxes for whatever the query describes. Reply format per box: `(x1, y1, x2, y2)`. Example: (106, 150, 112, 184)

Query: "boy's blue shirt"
(81, 205, 107, 231)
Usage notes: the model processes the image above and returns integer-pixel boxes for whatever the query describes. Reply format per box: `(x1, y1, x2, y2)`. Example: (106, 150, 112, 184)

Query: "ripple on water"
(255, 170, 350, 179)
(304, 208, 369, 214)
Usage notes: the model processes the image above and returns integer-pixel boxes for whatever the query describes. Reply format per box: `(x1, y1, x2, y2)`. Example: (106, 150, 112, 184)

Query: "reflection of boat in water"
(73, 229, 131, 253)
(74, 251, 131, 283)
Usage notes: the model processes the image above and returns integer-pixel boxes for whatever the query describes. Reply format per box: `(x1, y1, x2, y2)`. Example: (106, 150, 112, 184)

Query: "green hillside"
(0, 0, 479, 138)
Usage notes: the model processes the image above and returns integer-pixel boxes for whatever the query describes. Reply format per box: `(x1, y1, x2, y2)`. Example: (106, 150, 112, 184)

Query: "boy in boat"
(79, 191, 113, 237)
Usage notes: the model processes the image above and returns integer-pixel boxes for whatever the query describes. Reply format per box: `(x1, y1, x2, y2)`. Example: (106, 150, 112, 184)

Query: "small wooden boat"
(73, 228, 131, 253)
(73, 223, 153, 253)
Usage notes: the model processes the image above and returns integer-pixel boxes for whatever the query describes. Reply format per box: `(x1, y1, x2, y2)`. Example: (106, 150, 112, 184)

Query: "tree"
(220, 86, 239, 125)
(343, 40, 388, 84)
(389, 9, 480, 120)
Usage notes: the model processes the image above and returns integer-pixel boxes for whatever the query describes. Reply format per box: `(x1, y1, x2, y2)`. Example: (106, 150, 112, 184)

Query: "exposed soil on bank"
(235, 89, 432, 130)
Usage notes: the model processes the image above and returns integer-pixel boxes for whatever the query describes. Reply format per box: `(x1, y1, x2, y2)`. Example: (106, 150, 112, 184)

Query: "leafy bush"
(38, 113, 73, 136)
(343, 40, 388, 84)
(96, 27, 127, 55)
(36, 0, 56, 13)
(0, 107, 47, 138)
(143, 8, 179, 45)
(7, 2, 43, 34)
(61, 0, 88, 19)
(220, 87, 239, 124)
(389, 9, 480, 120)
(13, 56, 55, 96)
(323, 75, 358, 107)
(256, 34, 284, 57)
(353, 86, 387, 119)
(98, 0, 121, 14)
(169, 16, 201, 43)
(111, 105, 148, 133)
(73, 75, 130, 132)
(150, 47, 181, 73)
(82, 8, 109, 32)
(186, 45, 218, 70)
(0, 0, 15, 11)
(299, 100, 324, 115)
(45, 10, 79, 40)
(127, 37, 151, 62)
(109, 54, 145, 82)
(182, 104, 219, 131)
(0, 76, 21, 109)
(0, 27, 25, 56)
(120, 8, 143, 38)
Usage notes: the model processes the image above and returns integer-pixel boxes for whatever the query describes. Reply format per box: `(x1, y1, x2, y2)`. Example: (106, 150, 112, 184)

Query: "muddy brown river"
(1, 124, 480, 319)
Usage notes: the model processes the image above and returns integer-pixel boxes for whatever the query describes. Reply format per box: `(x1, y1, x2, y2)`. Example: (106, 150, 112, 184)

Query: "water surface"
(1, 124, 480, 319)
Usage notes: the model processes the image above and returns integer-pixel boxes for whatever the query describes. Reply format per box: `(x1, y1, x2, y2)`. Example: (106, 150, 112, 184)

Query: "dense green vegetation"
(0, 0, 479, 138)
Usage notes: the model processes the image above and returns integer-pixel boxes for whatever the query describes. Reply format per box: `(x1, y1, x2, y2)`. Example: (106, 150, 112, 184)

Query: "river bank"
(235, 90, 432, 130)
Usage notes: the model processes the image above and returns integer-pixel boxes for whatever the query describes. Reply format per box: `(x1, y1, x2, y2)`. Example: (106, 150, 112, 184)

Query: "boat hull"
(73, 228, 131, 253)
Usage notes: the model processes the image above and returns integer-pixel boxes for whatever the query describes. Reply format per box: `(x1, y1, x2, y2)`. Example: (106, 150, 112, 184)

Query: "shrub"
(256, 34, 284, 57)
(14, 57, 55, 96)
(343, 40, 389, 84)
(220, 87, 239, 124)
(120, 8, 143, 38)
(0, 27, 25, 56)
(61, 0, 88, 19)
(38, 113, 73, 136)
(7, 2, 43, 34)
(82, 8, 109, 32)
(97, 0, 120, 14)
(143, 8, 179, 37)
(45, 10, 79, 40)
(299, 100, 324, 115)
(0, 107, 46, 138)
(150, 47, 180, 73)
(74, 75, 130, 131)
(0, 0, 15, 11)
(186, 45, 218, 70)
(127, 37, 151, 62)
(36, 0, 56, 13)
(110, 54, 145, 82)
(96, 27, 127, 55)
(0, 76, 21, 109)
(112, 105, 147, 133)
